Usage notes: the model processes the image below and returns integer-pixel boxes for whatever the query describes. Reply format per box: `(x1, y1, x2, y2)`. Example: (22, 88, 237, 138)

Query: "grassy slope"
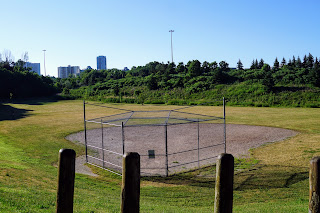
(0, 99, 319, 212)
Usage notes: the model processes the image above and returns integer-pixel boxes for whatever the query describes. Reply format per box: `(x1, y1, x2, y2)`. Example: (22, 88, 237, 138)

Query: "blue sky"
(1, 0, 320, 77)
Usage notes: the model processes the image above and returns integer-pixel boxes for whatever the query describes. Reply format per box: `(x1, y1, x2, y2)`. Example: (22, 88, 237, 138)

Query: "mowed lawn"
(0, 99, 319, 212)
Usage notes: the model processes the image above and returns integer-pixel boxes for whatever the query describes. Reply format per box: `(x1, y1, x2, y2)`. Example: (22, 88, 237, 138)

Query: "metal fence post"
(198, 119, 200, 168)
(165, 123, 168, 177)
(56, 149, 76, 213)
(309, 156, 320, 212)
(214, 153, 234, 213)
(83, 100, 88, 163)
(122, 122, 125, 155)
(121, 152, 140, 213)
(101, 119, 105, 168)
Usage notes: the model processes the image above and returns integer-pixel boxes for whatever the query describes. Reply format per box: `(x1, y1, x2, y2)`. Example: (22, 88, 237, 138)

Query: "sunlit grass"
(0, 98, 319, 212)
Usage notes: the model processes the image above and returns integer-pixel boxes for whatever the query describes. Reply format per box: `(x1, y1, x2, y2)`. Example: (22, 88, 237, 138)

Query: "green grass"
(0, 98, 319, 212)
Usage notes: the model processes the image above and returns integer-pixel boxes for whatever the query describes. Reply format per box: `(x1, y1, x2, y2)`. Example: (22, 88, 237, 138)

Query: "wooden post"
(121, 152, 140, 213)
(56, 149, 76, 213)
(309, 156, 320, 212)
(214, 153, 234, 213)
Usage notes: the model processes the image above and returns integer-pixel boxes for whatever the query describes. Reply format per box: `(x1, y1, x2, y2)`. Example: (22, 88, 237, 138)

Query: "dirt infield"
(67, 124, 297, 176)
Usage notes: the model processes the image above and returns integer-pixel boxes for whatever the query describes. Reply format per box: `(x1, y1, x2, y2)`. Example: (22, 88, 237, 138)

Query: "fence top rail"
(86, 112, 133, 122)
(86, 111, 222, 127)
(85, 102, 133, 112)
(86, 120, 122, 127)
(171, 110, 223, 119)
(171, 98, 225, 111)
(122, 118, 221, 127)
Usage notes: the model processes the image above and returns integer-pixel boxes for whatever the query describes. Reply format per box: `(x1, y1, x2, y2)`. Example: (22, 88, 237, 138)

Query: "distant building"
(24, 62, 40, 75)
(123, 67, 129, 71)
(97, 56, 107, 70)
(58, 65, 80, 78)
(80, 66, 93, 73)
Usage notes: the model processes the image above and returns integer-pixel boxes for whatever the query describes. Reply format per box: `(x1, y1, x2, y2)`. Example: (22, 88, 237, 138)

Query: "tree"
(261, 64, 274, 90)
(296, 56, 302, 68)
(176, 62, 186, 74)
(309, 61, 320, 87)
(15, 59, 25, 68)
(303, 55, 308, 68)
(315, 57, 320, 68)
(3, 49, 14, 63)
(21, 52, 29, 63)
(292, 55, 296, 65)
(250, 59, 256, 69)
(307, 53, 314, 69)
(209, 61, 218, 70)
(187, 60, 202, 77)
(113, 84, 120, 96)
(258, 59, 264, 69)
(202, 61, 210, 73)
(237, 59, 243, 70)
(219, 61, 229, 71)
(146, 74, 158, 90)
(273, 57, 279, 71)
(281, 57, 286, 67)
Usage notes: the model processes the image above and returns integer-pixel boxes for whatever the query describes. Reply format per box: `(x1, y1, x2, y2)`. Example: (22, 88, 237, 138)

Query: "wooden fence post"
(309, 156, 320, 212)
(214, 153, 234, 213)
(56, 149, 76, 213)
(121, 152, 140, 213)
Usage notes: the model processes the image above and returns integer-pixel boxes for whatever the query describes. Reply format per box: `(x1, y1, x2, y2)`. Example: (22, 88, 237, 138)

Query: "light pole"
(169, 30, 174, 63)
(42, 50, 46, 76)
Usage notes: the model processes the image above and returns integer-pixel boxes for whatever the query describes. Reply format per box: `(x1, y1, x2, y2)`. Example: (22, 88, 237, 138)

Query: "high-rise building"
(24, 62, 41, 75)
(58, 65, 80, 78)
(97, 56, 107, 70)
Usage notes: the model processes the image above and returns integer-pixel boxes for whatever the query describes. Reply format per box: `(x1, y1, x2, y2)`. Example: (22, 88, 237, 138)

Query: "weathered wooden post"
(121, 152, 140, 213)
(56, 149, 76, 213)
(309, 156, 320, 212)
(214, 153, 234, 213)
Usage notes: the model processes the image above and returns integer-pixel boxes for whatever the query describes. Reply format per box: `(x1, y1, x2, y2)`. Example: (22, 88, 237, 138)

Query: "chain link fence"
(84, 99, 226, 176)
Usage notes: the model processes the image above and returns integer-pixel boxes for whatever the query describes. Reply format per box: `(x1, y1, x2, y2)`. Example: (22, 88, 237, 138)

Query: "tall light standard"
(42, 50, 46, 76)
(169, 30, 174, 63)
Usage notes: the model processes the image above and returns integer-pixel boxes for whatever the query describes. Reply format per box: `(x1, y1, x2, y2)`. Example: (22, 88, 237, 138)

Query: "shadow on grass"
(0, 104, 33, 121)
(234, 164, 308, 191)
(143, 163, 309, 191)
(0, 95, 65, 106)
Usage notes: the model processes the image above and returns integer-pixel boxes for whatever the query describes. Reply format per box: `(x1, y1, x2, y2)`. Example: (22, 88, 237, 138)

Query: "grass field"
(0, 98, 319, 212)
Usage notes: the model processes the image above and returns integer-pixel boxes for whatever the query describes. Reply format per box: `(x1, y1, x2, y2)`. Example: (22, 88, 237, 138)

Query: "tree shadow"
(0, 95, 64, 106)
(0, 103, 33, 121)
(234, 164, 309, 191)
(273, 86, 310, 93)
(142, 163, 309, 191)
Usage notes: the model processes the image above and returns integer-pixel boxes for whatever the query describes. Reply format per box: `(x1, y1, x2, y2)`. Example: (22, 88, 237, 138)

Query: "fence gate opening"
(83, 99, 226, 176)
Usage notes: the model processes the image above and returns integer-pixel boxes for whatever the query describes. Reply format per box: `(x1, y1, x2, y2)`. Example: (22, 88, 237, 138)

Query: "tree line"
(56, 53, 320, 107)
(0, 59, 57, 100)
(1, 50, 319, 107)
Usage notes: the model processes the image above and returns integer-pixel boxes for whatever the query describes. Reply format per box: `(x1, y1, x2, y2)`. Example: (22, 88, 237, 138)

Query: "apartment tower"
(97, 56, 107, 70)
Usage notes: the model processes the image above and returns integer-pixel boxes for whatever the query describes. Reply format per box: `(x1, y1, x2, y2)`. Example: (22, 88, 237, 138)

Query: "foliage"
(3, 53, 319, 107)
(56, 54, 320, 108)
(0, 61, 57, 99)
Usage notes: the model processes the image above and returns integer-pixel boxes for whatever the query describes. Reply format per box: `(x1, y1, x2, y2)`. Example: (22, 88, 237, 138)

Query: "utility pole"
(169, 30, 174, 63)
(43, 50, 46, 76)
